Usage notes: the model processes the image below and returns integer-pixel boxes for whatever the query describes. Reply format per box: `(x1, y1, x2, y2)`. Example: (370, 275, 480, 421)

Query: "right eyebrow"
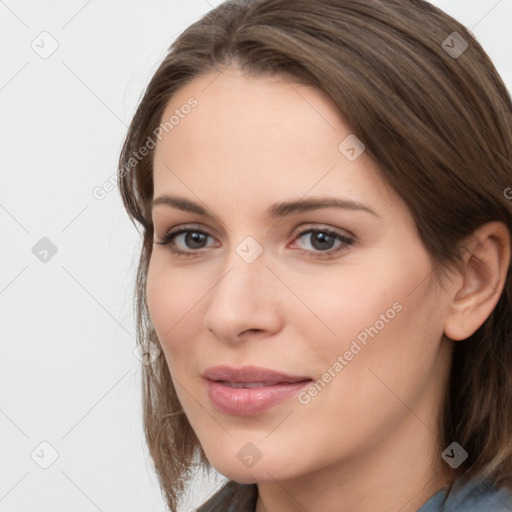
(150, 195, 213, 217)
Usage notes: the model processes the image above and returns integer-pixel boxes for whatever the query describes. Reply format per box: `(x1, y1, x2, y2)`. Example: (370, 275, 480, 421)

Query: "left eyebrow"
(150, 194, 379, 218)
(267, 196, 379, 218)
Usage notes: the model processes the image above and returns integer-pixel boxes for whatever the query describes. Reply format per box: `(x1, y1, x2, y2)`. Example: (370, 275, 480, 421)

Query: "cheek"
(295, 248, 444, 388)
(279, 262, 403, 354)
(146, 256, 174, 336)
(145, 254, 210, 365)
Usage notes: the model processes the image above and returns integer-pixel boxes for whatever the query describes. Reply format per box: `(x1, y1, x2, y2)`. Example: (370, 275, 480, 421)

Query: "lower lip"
(206, 379, 312, 416)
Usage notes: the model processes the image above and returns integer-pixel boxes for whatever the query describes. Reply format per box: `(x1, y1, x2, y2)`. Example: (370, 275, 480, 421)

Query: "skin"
(146, 66, 510, 512)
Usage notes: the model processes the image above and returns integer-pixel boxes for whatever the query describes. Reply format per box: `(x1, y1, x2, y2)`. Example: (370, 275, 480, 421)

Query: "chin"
(204, 445, 305, 484)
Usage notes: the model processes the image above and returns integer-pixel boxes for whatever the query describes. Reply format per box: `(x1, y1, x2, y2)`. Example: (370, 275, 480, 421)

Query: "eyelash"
(154, 224, 354, 260)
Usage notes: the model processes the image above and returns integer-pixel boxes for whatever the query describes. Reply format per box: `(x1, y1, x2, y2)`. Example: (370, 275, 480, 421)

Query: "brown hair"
(118, 0, 512, 509)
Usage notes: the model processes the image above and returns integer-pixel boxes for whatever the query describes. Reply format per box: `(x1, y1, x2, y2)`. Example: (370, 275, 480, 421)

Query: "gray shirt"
(197, 475, 512, 511)
(418, 476, 512, 511)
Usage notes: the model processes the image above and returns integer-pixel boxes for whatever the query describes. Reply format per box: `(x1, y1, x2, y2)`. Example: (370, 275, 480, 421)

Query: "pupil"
(186, 232, 206, 249)
(312, 232, 334, 251)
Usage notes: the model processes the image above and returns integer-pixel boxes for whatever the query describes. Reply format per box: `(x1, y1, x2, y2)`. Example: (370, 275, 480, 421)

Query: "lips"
(219, 381, 281, 388)
(203, 365, 311, 385)
(203, 365, 313, 416)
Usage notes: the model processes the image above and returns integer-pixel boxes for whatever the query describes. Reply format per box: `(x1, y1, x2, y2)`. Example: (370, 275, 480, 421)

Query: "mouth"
(203, 365, 313, 416)
(216, 380, 306, 388)
(203, 364, 311, 384)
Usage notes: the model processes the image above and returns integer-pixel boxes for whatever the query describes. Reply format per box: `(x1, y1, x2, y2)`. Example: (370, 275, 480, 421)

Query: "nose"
(202, 247, 284, 343)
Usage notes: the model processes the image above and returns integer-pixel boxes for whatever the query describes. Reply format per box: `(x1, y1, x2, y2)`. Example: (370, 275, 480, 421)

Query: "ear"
(443, 221, 511, 341)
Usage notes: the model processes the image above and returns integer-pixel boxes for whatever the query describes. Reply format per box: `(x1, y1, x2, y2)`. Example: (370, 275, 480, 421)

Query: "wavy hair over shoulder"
(118, 0, 512, 509)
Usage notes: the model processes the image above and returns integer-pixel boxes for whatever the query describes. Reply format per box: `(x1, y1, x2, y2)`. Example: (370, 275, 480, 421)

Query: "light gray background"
(1, 1, 511, 511)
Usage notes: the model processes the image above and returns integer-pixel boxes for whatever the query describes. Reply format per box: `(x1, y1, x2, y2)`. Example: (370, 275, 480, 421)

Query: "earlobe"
(443, 221, 511, 342)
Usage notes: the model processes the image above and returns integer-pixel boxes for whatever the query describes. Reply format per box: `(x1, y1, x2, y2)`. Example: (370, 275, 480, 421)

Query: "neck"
(255, 413, 453, 512)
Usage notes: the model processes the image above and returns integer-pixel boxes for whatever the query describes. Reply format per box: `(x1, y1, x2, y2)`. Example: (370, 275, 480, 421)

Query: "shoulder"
(196, 480, 258, 512)
(418, 476, 512, 512)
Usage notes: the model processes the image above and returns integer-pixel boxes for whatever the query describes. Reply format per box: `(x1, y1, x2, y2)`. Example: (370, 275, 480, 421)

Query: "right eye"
(154, 227, 219, 256)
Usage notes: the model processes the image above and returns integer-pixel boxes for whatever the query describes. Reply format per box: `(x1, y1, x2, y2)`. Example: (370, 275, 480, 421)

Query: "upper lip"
(203, 365, 312, 384)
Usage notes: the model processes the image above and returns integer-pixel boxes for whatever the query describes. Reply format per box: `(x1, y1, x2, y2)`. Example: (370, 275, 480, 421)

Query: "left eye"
(292, 228, 353, 254)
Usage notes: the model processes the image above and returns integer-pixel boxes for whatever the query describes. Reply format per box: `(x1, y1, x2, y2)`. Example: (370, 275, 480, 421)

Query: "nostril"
(240, 328, 264, 336)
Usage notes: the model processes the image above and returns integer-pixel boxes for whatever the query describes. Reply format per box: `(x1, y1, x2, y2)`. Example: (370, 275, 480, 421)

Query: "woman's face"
(147, 67, 454, 484)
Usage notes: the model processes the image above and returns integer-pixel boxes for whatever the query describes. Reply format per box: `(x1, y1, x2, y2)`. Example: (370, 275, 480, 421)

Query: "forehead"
(151, 67, 395, 215)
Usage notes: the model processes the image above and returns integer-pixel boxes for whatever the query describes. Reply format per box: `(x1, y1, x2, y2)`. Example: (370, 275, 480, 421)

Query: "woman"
(118, 0, 512, 510)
